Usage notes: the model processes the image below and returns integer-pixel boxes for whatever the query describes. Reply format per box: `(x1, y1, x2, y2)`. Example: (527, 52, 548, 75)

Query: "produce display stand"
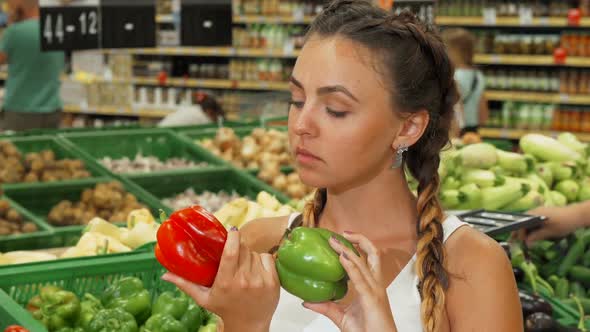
(0, 252, 167, 331)
(128, 167, 290, 215)
(59, 129, 226, 174)
(1, 136, 113, 189)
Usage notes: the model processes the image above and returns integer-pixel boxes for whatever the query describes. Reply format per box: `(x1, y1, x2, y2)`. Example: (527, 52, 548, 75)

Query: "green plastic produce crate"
(2, 177, 166, 232)
(59, 129, 226, 177)
(0, 136, 111, 189)
(0, 252, 171, 331)
(129, 168, 290, 214)
(0, 196, 58, 253)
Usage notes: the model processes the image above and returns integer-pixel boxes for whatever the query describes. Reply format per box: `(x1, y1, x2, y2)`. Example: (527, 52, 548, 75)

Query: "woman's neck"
(319, 168, 419, 247)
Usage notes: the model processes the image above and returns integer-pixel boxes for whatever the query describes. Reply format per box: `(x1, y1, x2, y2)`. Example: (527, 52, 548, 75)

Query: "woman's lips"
(295, 147, 322, 164)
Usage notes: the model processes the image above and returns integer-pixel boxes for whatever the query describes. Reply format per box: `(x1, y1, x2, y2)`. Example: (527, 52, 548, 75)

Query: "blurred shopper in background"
(158, 91, 226, 127)
(442, 28, 488, 136)
(0, 0, 65, 131)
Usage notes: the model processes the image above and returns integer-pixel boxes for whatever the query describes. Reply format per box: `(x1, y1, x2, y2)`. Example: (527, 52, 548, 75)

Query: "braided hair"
(301, 1, 459, 331)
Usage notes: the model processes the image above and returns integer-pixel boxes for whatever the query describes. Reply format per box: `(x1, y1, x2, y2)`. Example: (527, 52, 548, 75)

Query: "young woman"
(441, 28, 489, 135)
(163, 1, 522, 331)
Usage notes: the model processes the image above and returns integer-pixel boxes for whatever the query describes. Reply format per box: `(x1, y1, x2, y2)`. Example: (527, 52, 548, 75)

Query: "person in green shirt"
(0, 0, 65, 131)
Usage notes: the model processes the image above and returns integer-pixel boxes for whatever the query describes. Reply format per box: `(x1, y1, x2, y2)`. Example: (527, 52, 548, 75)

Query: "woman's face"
(288, 35, 403, 191)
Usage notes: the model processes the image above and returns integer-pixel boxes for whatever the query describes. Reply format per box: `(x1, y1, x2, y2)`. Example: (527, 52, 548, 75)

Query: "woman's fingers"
(342, 232, 383, 280)
(260, 253, 280, 287)
(162, 272, 210, 305)
(329, 236, 378, 287)
(214, 228, 241, 287)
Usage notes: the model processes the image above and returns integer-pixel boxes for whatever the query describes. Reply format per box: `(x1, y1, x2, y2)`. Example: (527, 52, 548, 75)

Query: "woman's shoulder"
(240, 215, 292, 253)
(444, 223, 507, 269)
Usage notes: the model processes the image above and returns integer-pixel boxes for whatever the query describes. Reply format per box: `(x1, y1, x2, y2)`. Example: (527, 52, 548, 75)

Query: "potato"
(41, 150, 56, 162)
(108, 212, 126, 223)
(108, 191, 123, 209)
(6, 209, 21, 223)
(124, 193, 138, 206)
(98, 209, 112, 220)
(93, 189, 110, 209)
(67, 159, 85, 170)
(287, 172, 301, 185)
(287, 184, 307, 199)
(24, 172, 39, 182)
(2, 144, 21, 158)
(81, 189, 93, 203)
(81, 212, 95, 225)
(41, 172, 58, 182)
(72, 170, 91, 179)
(107, 181, 125, 193)
(272, 175, 288, 191)
(0, 200, 10, 216)
(0, 226, 11, 235)
(21, 222, 38, 233)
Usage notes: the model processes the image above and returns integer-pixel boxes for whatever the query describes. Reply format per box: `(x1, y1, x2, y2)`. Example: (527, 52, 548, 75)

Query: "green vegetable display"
(26, 285, 81, 332)
(101, 277, 152, 324)
(433, 132, 590, 211)
(276, 227, 359, 303)
(87, 308, 138, 332)
(25, 279, 215, 332)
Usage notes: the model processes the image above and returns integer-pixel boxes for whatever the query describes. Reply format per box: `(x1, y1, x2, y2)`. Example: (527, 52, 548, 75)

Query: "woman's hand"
(162, 227, 280, 332)
(303, 232, 397, 332)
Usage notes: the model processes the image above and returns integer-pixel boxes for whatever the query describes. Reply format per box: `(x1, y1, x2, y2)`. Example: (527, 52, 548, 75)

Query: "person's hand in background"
(522, 201, 590, 246)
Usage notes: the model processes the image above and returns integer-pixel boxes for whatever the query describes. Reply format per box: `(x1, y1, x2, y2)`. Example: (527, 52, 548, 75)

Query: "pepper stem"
(159, 210, 168, 224)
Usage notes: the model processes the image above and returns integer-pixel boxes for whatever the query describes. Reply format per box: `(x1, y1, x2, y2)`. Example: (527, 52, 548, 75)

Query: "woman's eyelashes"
(289, 99, 349, 118)
(288, 100, 305, 110)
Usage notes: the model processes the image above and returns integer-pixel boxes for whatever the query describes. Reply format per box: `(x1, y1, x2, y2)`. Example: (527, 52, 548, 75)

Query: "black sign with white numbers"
(101, 0, 156, 49)
(40, 0, 100, 51)
(181, 0, 232, 47)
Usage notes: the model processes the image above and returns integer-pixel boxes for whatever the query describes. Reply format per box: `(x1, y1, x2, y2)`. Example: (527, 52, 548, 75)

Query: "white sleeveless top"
(270, 214, 468, 332)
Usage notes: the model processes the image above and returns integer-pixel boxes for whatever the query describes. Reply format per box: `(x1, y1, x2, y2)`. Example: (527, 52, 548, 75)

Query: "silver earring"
(392, 145, 408, 169)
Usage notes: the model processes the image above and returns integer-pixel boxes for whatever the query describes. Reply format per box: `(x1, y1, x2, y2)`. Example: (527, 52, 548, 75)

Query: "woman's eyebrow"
(290, 76, 359, 103)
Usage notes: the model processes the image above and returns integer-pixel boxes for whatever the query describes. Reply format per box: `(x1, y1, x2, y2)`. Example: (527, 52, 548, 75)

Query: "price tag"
(181, 0, 231, 46)
(40, 0, 100, 51)
(283, 40, 295, 55)
(559, 94, 571, 103)
(518, 7, 533, 26)
(482, 8, 497, 26)
(293, 8, 304, 23)
(491, 55, 502, 64)
(538, 17, 550, 26)
(101, 0, 156, 49)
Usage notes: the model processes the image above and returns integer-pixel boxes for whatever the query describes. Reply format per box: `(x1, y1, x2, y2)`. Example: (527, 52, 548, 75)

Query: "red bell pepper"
(155, 205, 228, 287)
(4, 326, 29, 332)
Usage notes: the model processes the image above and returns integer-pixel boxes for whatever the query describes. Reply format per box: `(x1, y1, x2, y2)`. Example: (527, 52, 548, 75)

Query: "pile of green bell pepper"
(26, 277, 217, 332)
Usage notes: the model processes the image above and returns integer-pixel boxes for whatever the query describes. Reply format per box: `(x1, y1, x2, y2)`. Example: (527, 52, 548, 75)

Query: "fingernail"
(230, 226, 238, 231)
(343, 230, 353, 234)
(330, 235, 341, 244)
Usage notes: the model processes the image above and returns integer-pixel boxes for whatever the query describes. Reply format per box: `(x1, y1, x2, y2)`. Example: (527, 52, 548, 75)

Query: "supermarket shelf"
(102, 77, 290, 91)
(436, 16, 590, 27)
(233, 15, 315, 24)
(63, 105, 172, 118)
(480, 127, 590, 142)
(156, 14, 174, 24)
(106, 47, 300, 58)
(475, 54, 590, 67)
(486, 91, 590, 105)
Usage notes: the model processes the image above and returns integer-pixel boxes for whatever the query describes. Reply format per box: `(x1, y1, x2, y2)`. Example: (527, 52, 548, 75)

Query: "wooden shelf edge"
(479, 127, 590, 142)
(485, 91, 590, 105)
(63, 105, 172, 118)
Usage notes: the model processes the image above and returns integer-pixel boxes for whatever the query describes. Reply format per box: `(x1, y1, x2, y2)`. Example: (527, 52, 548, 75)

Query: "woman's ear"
(391, 110, 430, 150)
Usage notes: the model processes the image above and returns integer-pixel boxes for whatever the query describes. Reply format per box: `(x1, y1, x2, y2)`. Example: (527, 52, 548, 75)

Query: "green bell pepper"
(102, 277, 151, 324)
(87, 308, 138, 332)
(152, 292, 205, 332)
(179, 303, 205, 332)
(152, 292, 188, 320)
(197, 314, 218, 332)
(140, 314, 188, 332)
(276, 227, 359, 303)
(26, 285, 81, 332)
(55, 328, 84, 332)
(76, 293, 103, 329)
